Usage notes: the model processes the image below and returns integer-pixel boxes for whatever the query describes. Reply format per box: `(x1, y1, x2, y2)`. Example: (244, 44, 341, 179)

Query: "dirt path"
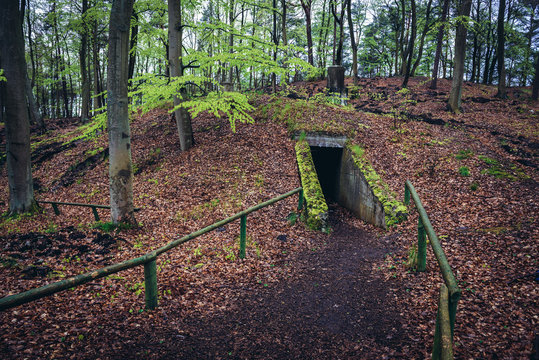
(141, 207, 419, 359)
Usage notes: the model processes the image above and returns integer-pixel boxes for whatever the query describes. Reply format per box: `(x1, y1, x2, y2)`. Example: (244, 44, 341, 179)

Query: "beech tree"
(401, 0, 416, 88)
(448, 0, 473, 113)
(533, 52, 539, 100)
(300, 0, 314, 66)
(107, 0, 136, 224)
(0, 0, 37, 215)
(496, 0, 507, 98)
(430, 0, 450, 89)
(168, 0, 193, 151)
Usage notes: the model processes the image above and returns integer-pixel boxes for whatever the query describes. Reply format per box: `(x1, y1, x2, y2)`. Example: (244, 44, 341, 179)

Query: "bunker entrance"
(310, 146, 343, 202)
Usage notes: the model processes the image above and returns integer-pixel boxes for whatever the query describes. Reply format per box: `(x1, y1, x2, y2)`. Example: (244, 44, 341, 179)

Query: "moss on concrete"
(295, 140, 329, 231)
(348, 144, 407, 227)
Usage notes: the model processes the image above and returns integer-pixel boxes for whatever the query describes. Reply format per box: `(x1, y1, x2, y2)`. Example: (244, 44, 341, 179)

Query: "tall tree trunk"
(448, 0, 473, 113)
(402, 0, 416, 88)
(346, 0, 358, 84)
(495, 0, 506, 98)
(92, 13, 105, 111)
(80, 0, 90, 122)
(281, 0, 288, 83)
(317, 0, 327, 69)
(25, 0, 36, 87)
(411, 0, 433, 77)
(398, 0, 408, 75)
(272, 0, 277, 92)
(26, 74, 44, 128)
(430, 0, 449, 89)
(332, 0, 346, 66)
(168, 0, 193, 151)
(128, 10, 138, 81)
(107, 0, 136, 224)
(470, 0, 480, 82)
(228, 0, 235, 85)
(482, 0, 493, 84)
(532, 52, 539, 101)
(0, 0, 36, 214)
(52, 1, 70, 118)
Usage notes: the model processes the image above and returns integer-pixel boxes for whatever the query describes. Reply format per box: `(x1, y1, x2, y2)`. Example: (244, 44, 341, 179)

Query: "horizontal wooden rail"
(403, 180, 460, 360)
(0, 188, 303, 311)
(403, 181, 460, 301)
(155, 187, 303, 256)
(0, 252, 156, 311)
(37, 200, 141, 221)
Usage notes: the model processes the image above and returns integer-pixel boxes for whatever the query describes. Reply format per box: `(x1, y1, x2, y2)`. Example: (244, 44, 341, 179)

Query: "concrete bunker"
(296, 134, 399, 229)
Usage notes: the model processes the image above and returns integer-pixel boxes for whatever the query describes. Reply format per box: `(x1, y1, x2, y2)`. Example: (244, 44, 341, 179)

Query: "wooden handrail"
(403, 180, 460, 360)
(0, 188, 303, 311)
(36, 200, 141, 222)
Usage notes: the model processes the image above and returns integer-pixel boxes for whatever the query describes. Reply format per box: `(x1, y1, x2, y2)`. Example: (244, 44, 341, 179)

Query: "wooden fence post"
(144, 254, 158, 310)
(418, 217, 427, 272)
(51, 203, 60, 216)
(432, 284, 453, 360)
(239, 215, 247, 259)
(404, 184, 410, 205)
(448, 294, 459, 337)
(91, 206, 100, 221)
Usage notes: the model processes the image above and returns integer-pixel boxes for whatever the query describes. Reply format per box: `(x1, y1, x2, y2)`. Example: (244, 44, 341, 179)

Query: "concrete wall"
(338, 148, 386, 228)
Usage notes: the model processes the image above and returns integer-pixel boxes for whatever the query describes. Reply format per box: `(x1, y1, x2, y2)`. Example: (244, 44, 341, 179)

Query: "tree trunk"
(402, 0, 416, 88)
(92, 18, 103, 111)
(228, 0, 235, 85)
(448, 0, 473, 113)
(411, 0, 433, 77)
(317, 0, 327, 69)
(398, 0, 407, 76)
(430, 0, 449, 89)
(495, 0, 506, 98)
(470, 0, 480, 82)
(168, 0, 193, 151)
(346, 0, 357, 84)
(272, 0, 277, 92)
(25, 0, 36, 88)
(107, 0, 136, 224)
(331, 0, 346, 66)
(281, 0, 288, 83)
(26, 74, 44, 129)
(301, 1, 314, 66)
(128, 10, 138, 81)
(0, 0, 37, 214)
(80, 0, 91, 122)
(532, 52, 539, 101)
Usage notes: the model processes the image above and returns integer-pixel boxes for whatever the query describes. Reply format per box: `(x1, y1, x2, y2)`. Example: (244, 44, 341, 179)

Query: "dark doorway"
(310, 146, 343, 202)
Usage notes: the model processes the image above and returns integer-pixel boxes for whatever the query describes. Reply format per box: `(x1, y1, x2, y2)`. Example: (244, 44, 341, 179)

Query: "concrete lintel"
(294, 133, 347, 148)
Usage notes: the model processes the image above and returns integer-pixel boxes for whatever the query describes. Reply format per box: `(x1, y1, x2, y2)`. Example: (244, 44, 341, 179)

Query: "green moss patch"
(348, 144, 407, 227)
(295, 140, 328, 231)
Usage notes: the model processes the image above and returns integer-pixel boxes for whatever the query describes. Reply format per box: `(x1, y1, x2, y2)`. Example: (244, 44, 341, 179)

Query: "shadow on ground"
(143, 206, 420, 359)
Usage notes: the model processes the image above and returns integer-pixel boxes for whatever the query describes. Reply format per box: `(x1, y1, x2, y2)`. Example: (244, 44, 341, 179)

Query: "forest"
(0, 0, 538, 358)
(2, 0, 539, 126)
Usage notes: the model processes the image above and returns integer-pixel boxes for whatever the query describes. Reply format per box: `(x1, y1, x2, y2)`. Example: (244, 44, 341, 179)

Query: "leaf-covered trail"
(120, 206, 418, 359)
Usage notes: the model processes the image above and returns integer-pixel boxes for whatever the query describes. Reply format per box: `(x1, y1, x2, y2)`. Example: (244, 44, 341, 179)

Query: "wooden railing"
(0, 188, 304, 311)
(404, 180, 461, 360)
(37, 200, 141, 221)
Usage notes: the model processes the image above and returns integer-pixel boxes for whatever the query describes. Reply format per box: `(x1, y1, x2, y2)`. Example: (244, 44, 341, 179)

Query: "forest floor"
(0, 76, 538, 359)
